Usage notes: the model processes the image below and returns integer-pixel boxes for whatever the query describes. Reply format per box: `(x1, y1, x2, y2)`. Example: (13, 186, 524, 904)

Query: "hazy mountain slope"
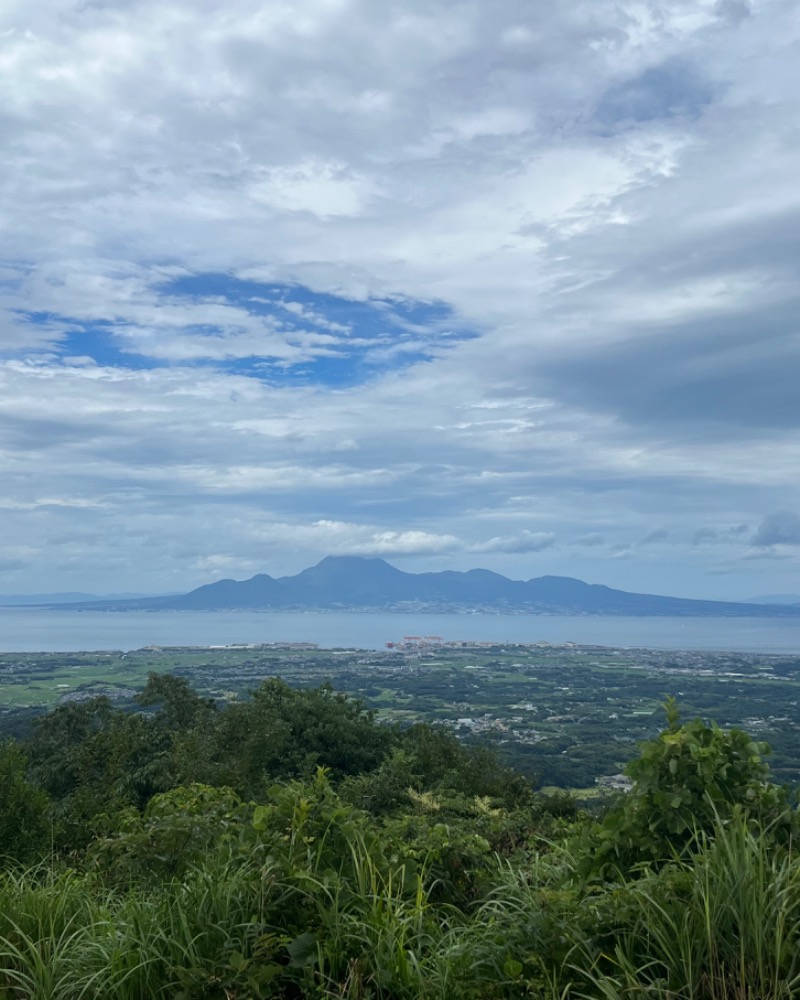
(57, 556, 800, 617)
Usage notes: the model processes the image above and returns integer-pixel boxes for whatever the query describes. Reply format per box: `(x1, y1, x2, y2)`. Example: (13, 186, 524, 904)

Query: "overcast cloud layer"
(1, 0, 799, 599)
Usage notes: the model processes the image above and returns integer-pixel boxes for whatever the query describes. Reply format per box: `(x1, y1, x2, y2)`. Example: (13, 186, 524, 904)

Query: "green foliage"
(577, 698, 794, 879)
(341, 731, 533, 820)
(27, 697, 116, 801)
(137, 672, 217, 730)
(3, 690, 800, 999)
(0, 740, 51, 865)
(23, 677, 404, 850)
(26, 697, 174, 850)
(455, 851, 583, 996)
(212, 679, 396, 795)
(341, 747, 425, 815)
(89, 783, 249, 885)
(576, 818, 800, 999)
(398, 724, 533, 808)
(381, 799, 493, 908)
(21, 671, 531, 867)
(249, 768, 388, 879)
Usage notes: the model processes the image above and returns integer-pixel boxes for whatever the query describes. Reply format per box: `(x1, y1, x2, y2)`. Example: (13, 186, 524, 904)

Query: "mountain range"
(36, 556, 800, 617)
(0, 591, 162, 606)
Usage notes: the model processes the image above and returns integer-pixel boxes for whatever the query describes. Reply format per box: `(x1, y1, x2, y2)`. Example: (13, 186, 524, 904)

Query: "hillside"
(0, 677, 798, 998)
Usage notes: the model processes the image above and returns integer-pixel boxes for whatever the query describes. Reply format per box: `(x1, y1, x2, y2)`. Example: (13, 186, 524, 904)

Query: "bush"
(577, 699, 795, 880)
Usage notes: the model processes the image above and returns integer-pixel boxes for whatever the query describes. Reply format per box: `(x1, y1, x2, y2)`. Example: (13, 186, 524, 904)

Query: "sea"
(1, 608, 800, 654)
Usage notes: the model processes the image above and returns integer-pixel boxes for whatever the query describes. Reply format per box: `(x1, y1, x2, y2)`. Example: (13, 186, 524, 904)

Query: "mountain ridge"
(36, 556, 800, 617)
(0, 591, 168, 606)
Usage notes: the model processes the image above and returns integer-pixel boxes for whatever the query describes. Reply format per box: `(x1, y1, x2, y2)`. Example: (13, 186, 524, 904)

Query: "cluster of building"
(385, 635, 445, 650)
(385, 636, 535, 651)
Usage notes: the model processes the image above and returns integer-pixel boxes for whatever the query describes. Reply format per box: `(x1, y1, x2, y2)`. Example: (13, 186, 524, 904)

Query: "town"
(1, 639, 799, 791)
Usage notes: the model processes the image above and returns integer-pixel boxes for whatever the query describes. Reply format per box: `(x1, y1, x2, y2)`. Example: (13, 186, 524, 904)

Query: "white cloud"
(246, 519, 463, 557)
(339, 529, 464, 556)
(250, 159, 377, 218)
(471, 531, 556, 554)
(0, 0, 798, 600)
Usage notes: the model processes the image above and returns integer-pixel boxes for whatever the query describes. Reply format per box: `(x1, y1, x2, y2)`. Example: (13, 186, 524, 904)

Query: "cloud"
(471, 531, 556, 554)
(693, 523, 751, 546)
(0, 558, 28, 572)
(595, 60, 715, 127)
(0, 0, 798, 603)
(714, 0, 752, 24)
(249, 159, 377, 218)
(347, 531, 463, 556)
(639, 528, 669, 546)
(257, 521, 557, 558)
(159, 514, 562, 568)
(693, 528, 719, 545)
(742, 549, 794, 562)
(574, 533, 605, 547)
(752, 511, 800, 547)
(246, 518, 464, 557)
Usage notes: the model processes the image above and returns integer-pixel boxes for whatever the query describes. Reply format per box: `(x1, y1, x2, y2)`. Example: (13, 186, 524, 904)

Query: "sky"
(1, 0, 799, 600)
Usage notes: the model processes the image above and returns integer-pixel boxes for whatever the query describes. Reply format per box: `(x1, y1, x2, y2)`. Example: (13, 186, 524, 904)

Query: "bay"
(1, 607, 800, 653)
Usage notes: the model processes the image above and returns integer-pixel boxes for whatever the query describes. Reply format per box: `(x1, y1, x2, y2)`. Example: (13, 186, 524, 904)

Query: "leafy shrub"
(577, 699, 795, 880)
(89, 783, 249, 885)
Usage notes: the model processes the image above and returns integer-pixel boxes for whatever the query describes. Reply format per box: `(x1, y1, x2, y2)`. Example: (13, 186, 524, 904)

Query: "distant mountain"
(53, 556, 800, 617)
(0, 591, 170, 607)
(0, 592, 102, 606)
(747, 594, 800, 605)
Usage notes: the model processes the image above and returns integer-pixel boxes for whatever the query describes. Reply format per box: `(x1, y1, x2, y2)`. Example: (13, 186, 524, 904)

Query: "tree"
(137, 672, 217, 731)
(211, 680, 395, 795)
(0, 740, 51, 864)
(26, 696, 174, 849)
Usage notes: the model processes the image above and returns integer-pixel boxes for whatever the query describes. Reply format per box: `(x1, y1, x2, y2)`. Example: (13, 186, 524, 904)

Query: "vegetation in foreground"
(0, 677, 799, 998)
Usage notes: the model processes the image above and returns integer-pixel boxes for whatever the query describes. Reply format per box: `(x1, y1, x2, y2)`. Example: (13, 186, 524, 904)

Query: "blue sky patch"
(595, 59, 715, 127)
(21, 274, 476, 388)
(59, 324, 168, 371)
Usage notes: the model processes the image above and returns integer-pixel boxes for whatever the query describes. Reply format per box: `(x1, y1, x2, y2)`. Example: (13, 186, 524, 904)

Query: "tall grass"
(578, 817, 800, 1000)
(0, 867, 138, 999)
(442, 847, 581, 999)
(0, 860, 277, 999)
(290, 834, 458, 999)
(1, 819, 800, 1000)
(0, 843, 456, 999)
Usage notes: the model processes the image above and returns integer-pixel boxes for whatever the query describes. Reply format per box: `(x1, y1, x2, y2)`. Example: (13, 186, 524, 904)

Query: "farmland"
(2, 640, 799, 788)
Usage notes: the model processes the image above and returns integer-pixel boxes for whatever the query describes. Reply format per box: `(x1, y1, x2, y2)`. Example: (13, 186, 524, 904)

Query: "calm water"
(1, 608, 800, 654)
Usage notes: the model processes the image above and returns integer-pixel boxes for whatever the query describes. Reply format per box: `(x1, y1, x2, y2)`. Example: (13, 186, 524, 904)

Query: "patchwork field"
(2, 640, 799, 787)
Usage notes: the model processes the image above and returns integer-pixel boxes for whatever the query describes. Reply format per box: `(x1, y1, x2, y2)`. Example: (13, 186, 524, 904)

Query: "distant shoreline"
(14, 604, 800, 619)
(1, 607, 800, 655)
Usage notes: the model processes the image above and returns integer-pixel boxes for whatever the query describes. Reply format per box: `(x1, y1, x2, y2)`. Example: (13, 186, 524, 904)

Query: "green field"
(2, 641, 800, 788)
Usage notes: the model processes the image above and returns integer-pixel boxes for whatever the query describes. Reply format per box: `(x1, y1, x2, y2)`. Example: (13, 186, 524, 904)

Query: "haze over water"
(2, 609, 800, 655)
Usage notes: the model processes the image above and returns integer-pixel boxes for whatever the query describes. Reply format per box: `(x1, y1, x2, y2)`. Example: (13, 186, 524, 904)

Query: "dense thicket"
(0, 677, 798, 998)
